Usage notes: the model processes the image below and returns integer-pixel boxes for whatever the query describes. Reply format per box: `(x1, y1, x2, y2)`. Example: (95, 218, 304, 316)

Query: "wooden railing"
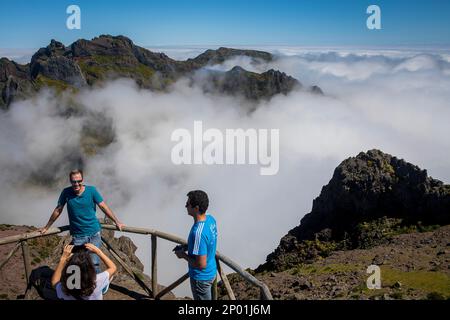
(0, 224, 273, 300)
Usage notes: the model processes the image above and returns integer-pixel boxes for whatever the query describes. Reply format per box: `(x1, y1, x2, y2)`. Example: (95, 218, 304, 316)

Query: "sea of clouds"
(1, 46, 450, 297)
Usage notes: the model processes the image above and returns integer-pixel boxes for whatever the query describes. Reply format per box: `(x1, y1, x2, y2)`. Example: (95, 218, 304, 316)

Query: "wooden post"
(101, 237, 153, 297)
(212, 276, 218, 300)
(217, 259, 236, 300)
(21, 240, 31, 288)
(155, 273, 189, 300)
(151, 235, 157, 298)
(215, 253, 273, 300)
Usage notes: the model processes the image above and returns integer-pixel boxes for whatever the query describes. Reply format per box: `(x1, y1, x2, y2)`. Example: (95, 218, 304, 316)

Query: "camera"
(172, 244, 188, 252)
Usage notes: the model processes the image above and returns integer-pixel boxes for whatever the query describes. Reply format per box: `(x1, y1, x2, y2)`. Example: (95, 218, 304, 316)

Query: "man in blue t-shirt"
(40, 169, 124, 272)
(174, 190, 218, 300)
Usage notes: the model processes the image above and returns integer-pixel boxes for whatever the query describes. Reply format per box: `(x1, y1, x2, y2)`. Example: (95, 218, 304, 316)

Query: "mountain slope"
(222, 225, 450, 300)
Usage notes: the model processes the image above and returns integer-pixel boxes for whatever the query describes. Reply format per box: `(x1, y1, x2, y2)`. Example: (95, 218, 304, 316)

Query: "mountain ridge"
(0, 34, 322, 108)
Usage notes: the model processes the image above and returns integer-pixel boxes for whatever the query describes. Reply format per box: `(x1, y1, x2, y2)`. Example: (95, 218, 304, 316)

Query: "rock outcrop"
(200, 66, 300, 100)
(0, 58, 33, 108)
(259, 149, 450, 271)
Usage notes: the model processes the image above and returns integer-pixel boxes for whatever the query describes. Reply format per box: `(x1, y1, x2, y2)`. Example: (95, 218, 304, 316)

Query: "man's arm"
(175, 250, 207, 269)
(97, 201, 124, 231)
(39, 205, 64, 234)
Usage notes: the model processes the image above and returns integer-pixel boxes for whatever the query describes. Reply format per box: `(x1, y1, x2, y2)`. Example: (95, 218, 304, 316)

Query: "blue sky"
(1, 0, 450, 48)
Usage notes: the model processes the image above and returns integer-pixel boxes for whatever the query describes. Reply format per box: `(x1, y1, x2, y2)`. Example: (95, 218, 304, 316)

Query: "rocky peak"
(71, 34, 136, 58)
(260, 149, 450, 271)
(188, 46, 273, 68)
(203, 66, 300, 100)
(310, 85, 323, 95)
(48, 39, 65, 51)
(295, 149, 449, 240)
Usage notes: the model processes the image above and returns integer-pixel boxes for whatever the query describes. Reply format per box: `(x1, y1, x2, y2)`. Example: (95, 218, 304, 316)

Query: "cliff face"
(0, 35, 321, 108)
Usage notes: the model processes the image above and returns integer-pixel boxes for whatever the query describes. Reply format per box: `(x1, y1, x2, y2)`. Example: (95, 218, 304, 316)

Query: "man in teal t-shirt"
(174, 190, 218, 300)
(40, 170, 124, 272)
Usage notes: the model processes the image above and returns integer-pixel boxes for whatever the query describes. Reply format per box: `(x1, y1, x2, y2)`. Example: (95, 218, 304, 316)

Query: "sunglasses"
(70, 180, 83, 185)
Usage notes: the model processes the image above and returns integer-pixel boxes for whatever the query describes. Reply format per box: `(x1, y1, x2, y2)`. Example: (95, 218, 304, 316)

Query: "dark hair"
(60, 247, 96, 299)
(187, 190, 209, 214)
(69, 169, 83, 180)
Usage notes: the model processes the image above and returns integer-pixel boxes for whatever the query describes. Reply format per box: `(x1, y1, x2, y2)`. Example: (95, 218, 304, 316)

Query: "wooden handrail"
(217, 259, 236, 300)
(0, 242, 20, 271)
(0, 223, 273, 300)
(0, 226, 70, 245)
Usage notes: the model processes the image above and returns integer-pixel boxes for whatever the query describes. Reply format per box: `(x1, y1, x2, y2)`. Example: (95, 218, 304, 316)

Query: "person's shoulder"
(85, 185, 99, 193)
(55, 282, 65, 299)
(60, 187, 73, 196)
(95, 271, 110, 292)
(62, 186, 72, 193)
(207, 214, 217, 224)
(96, 270, 109, 282)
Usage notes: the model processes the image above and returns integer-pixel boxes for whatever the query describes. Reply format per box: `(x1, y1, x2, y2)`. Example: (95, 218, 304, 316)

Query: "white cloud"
(0, 48, 36, 64)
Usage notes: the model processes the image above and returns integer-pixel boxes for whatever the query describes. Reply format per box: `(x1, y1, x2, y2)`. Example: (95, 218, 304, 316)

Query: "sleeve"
(192, 224, 207, 256)
(197, 234, 208, 256)
(57, 189, 67, 207)
(96, 271, 110, 293)
(55, 282, 64, 299)
(92, 187, 104, 204)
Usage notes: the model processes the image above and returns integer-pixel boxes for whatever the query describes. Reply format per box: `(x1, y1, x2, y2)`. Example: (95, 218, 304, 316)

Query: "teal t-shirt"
(57, 185, 103, 236)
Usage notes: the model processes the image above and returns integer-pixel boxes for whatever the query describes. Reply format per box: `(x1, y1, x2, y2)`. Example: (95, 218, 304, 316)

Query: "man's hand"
(174, 249, 187, 259)
(115, 222, 125, 231)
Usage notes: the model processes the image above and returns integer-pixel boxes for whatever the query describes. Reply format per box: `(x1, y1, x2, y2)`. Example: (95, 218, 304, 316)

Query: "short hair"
(187, 190, 209, 214)
(69, 169, 83, 180)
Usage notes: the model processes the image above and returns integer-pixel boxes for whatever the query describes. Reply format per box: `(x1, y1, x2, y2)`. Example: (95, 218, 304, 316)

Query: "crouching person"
(51, 243, 117, 300)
